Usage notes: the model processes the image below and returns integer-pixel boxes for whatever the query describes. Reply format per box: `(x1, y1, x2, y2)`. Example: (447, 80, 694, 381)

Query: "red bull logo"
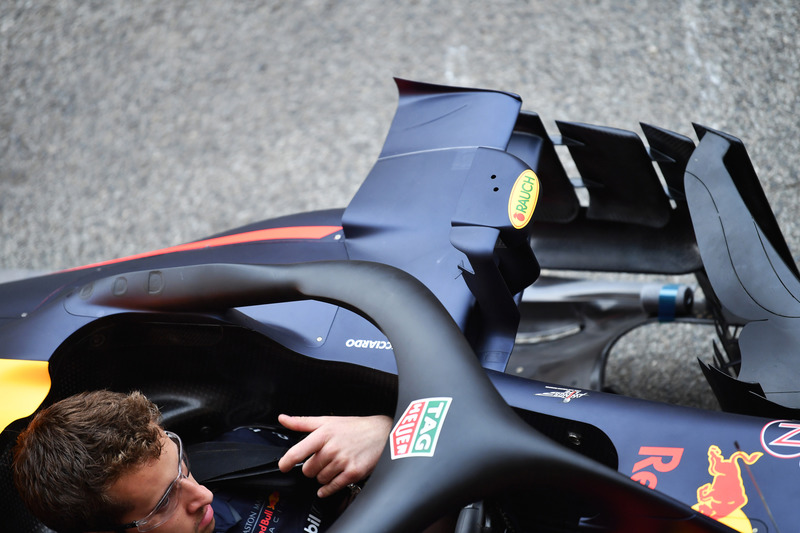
(251, 491, 280, 533)
(266, 491, 280, 510)
(692, 445, 762, 533)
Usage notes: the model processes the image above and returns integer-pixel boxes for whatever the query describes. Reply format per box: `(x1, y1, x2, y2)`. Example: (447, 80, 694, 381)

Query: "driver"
(11, 390, 392, 533)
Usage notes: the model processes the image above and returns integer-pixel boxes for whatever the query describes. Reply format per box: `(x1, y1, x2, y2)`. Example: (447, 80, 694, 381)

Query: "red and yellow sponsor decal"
(692, 445, 762, 533)
(267, 490, 280, 510)
(630, 446, 684, 489)
(507, 169, 539, 229)
(0, 359, 51, 433)
(256, 491, 281, 531)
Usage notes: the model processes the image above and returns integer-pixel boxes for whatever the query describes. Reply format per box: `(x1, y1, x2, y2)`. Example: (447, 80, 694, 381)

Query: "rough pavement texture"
(2, 1, 798, 408)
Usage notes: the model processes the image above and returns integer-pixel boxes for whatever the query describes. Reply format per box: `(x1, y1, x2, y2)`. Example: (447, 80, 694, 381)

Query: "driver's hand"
(277, 414, 392, 498)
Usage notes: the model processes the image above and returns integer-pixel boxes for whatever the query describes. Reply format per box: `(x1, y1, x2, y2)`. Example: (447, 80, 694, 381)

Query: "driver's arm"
(277, 414, 392, 498)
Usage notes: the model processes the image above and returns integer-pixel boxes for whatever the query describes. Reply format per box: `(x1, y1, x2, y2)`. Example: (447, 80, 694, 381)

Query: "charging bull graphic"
(692, 445, 762, 533)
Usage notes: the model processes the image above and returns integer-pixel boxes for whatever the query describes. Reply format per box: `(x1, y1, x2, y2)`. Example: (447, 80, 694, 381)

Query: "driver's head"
(12, 390, 214, 533)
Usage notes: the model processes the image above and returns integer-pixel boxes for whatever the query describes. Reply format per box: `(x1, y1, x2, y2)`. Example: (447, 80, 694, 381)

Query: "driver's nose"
(182, 474, 214, 513)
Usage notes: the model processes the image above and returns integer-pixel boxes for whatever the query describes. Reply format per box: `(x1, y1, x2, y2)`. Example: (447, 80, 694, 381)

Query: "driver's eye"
(151, 495, 173, 518)
(153, 503, 168, 517)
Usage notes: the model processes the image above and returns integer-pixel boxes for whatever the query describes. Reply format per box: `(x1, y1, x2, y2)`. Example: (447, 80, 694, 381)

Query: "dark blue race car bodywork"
(2, 79, 798, 533)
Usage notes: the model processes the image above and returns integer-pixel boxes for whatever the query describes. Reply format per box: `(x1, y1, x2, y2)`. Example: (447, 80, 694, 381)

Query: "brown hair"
(12, 390, 164, 533)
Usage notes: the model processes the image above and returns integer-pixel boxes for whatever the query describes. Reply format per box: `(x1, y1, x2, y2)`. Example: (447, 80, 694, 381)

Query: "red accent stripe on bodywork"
(62, 225, 343, 272)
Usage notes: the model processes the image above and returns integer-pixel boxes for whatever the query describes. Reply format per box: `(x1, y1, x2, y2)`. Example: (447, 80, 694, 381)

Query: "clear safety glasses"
(111, 431, 190, 532)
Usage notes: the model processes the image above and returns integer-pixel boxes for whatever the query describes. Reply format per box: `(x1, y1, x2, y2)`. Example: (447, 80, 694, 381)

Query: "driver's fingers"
(311, 454, 345, 485)
(277, 430, 327, 473)
(300, 444, 339, 480)
(316, 468, 360, 498)
(278, 414, 328, 433)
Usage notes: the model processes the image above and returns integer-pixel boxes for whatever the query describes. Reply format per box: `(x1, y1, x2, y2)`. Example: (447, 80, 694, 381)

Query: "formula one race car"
(2, 79, 799, 532)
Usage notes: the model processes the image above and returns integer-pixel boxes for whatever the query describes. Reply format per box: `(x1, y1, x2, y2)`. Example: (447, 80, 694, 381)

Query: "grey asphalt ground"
(1, 1, 799, 409)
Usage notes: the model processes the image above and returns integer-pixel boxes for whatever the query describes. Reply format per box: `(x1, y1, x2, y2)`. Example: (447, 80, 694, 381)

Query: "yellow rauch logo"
(508, 169, 540, 229)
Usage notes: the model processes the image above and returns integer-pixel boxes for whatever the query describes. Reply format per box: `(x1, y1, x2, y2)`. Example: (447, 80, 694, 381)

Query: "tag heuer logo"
(390, 397, 452, 459)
